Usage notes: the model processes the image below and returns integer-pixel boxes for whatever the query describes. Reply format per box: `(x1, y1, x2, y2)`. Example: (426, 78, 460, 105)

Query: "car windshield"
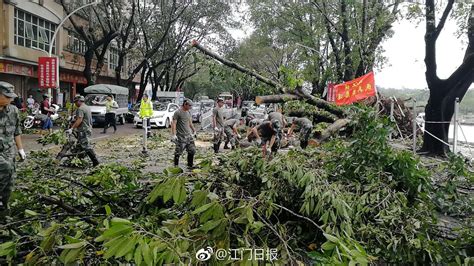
(154, 103, 167, 111)
(85, 94, 107, 106)
(157, 98, 174, 105)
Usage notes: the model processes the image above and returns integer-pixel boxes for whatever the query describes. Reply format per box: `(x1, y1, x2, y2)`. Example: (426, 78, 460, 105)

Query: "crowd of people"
(170, 97, 315, 169)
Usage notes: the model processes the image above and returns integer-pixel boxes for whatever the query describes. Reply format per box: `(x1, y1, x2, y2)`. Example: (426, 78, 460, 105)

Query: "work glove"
(65, 129, 73, 134)
(18, 149, 26, 160)
(171, 135, 178, 142)
(214, 127, 219, 132)
(237, 134, 241, 139)
(256, 138, 262, 145)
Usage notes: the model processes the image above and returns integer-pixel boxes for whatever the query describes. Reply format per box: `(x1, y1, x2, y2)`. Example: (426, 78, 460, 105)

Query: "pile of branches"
(0, 108, 472, 265)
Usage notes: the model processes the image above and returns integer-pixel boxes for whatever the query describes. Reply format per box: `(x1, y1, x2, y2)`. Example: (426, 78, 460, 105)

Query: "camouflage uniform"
(0, 104, 21, 213)
(212, 107, 225, 152)
(223, 119, 240, 149)
(293, 117, 313, 149)
(174, 135, 196, 159)
(267, 112, 285, 150)
(173, 109, 195, 167)
(74, 102, 99, 166)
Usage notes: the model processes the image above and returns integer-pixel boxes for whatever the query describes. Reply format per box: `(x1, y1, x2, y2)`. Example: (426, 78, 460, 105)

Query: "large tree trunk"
(420, 92, 449, 155)
(421, 0, 473, 155)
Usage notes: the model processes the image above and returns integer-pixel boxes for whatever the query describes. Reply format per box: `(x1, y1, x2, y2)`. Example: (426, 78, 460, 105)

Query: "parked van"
(84, 84, 129, 125)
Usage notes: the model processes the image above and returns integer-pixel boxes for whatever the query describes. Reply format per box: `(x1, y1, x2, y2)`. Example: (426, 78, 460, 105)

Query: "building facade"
(0, 0, 136, 107)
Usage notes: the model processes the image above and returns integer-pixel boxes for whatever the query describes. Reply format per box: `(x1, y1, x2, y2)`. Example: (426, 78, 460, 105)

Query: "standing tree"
(247, 0, 401, 95)
(60, 0, 121, 85)
(421, 0, 473, 155)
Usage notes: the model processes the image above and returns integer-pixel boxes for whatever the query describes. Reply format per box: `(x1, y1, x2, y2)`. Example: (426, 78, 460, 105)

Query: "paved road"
(22, 122, 166, 152)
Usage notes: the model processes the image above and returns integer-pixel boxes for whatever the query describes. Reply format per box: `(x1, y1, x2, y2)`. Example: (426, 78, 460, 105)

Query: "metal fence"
(389, 97, 473, 160)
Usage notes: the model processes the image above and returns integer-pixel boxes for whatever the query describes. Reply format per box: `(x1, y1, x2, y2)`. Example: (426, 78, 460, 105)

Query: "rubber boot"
(213, 143, 219, 153)
(174, 155, 180, 166)
(187, 153, 194, 168)
(86, 149, 100, 167)
(223, 141, 230, 149)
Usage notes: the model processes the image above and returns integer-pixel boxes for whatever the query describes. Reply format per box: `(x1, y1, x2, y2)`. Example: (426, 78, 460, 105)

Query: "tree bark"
(191, 40, 285, 92)
(315, 118, 350, 142)
(421, 0, 473, 155)
(256, 94, 301, 104)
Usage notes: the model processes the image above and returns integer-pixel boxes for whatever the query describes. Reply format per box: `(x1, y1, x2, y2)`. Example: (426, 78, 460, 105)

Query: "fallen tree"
(191, 40, 344, 118)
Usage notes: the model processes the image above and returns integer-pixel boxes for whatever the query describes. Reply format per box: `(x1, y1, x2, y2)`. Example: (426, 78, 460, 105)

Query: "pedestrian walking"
(171, 99, 196, 169)
(101, 94, 119, 134)
(65, 95, 99, 167)
(0, 82, 26, 219)
(287, 117, 313, 149)
(139, 94, 153, 137)
(212, 98, 225, 153)
(223, 117, 245, 149)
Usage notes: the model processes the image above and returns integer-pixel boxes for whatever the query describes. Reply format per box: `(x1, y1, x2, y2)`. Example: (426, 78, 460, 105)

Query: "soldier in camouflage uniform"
(212, 98, 225, 153)
(267, 110, 286, 150)
(171, 99, 196, 168)
(0, 82, 26, 218)
(65, 95, 100, 166)
(223, 117, 245, 149)
(287, 117, 313, 149)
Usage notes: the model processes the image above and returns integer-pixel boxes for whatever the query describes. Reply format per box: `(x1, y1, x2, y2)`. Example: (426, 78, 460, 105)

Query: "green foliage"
(2, 107, 472, 265)
(36, 130, 68, 146)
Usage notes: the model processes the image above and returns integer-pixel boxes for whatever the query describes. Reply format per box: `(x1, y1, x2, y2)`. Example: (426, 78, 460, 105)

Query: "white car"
(134, 102, 179, 128)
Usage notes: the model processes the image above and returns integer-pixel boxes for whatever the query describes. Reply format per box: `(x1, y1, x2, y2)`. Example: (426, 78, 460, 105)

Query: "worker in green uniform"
(0, 81, 25, 219)
(212, 98, 225, 153)
(171, 99, 196, 168)
(65, 95, 100, 167)
(223, 117, 245, 149)
(287, 117, 313, 149)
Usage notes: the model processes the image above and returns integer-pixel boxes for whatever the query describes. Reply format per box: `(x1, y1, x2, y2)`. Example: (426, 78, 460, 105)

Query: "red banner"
(38, 57, 58, 89)
(334, 72, 376, 106)
(0, 61, 33, 77)
(326, 83, 336, 102)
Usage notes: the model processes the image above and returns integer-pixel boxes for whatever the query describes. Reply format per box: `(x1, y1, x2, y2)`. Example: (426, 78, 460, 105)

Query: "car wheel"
(165, 118, 170, 128)
(24, 117, 34, 129)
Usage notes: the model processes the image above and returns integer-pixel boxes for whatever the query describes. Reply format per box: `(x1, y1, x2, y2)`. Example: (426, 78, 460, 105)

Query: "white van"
(84, 84, 129, 125)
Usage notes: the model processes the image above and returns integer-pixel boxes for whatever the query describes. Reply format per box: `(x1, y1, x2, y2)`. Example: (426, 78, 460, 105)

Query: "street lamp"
(48, 0, 99, 89)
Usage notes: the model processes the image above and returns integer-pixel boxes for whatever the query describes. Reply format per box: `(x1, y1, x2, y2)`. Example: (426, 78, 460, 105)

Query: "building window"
(66, 30, 87, 54)
(108, 47, 119, 71)
(14, 8, 57, 54)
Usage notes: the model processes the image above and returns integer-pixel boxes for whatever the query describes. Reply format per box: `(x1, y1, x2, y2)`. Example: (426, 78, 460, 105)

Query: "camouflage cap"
(0, 81, 17, 98)
(74, 95, 85, 102)
(271, 119, 281, 129)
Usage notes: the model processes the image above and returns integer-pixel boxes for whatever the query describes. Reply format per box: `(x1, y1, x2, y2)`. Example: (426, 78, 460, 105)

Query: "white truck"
(155, 91, 185, 106)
